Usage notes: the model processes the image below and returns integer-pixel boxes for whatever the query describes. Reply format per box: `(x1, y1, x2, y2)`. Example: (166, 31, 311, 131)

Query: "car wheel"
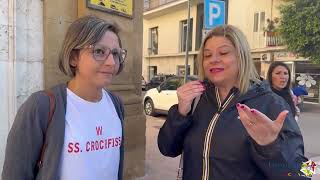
(144, 99, 156, 116)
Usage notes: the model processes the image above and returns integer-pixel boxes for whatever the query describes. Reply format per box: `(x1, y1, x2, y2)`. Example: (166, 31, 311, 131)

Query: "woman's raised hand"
(236, 103, 288, 146)
(177, 81, 205, 116)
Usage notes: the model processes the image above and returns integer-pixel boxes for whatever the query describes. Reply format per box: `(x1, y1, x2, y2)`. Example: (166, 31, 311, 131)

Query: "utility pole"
(184, 0, 191, 84)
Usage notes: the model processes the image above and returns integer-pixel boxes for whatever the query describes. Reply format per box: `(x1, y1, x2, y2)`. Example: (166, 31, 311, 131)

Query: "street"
(299, 103, 320, 167)
(140, 102, 320, 180)
(138, 115, 179, 180)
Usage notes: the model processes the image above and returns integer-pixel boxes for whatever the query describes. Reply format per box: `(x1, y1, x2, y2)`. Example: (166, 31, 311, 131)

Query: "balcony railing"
(266, 32, 284, 47)
(144, 0, 178, 11)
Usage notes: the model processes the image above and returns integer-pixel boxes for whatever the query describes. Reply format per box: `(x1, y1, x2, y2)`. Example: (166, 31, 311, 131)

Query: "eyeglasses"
(85, 44, 127, 64)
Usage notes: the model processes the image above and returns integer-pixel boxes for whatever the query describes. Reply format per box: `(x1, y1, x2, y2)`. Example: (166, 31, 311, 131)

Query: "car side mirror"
(156, 86, 161, 93)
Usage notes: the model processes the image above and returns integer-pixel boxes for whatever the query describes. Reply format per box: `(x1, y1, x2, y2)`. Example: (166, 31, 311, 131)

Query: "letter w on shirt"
(96, 126, 103, 136)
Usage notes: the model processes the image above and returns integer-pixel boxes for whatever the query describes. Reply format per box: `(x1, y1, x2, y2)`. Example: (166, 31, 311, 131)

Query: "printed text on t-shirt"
(67, 126, 121, 153)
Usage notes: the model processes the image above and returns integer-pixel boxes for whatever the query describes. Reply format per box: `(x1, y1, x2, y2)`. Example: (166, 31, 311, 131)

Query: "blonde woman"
(158, 25, 308, 179)
(2, 16, 126, 180)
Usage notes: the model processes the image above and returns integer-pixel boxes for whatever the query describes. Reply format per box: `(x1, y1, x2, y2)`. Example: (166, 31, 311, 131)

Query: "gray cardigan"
(2, 83, 125, 180)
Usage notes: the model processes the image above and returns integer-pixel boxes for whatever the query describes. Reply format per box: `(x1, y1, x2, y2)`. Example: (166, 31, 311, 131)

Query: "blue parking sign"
(204, 0, 225, 29)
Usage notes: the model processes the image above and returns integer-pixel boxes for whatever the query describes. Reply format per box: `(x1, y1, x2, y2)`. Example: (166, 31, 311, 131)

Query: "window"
(177, 65, 190, 76)
(253, 12, 265, 32)
(253, 13, 259, 32)
(180, 19, 193, 52)
(149, 27, 158, 55)
(159, 0, 166, 5)
(260, 12, 265, 32)
(144, 0, 149, 10)
(149, 66, 157, 79)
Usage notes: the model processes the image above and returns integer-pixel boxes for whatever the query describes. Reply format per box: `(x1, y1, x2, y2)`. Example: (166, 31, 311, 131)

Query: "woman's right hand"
(177, 80, 205, 116)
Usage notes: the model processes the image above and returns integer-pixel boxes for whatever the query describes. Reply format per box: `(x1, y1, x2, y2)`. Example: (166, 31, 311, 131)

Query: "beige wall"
(143, 3, 199, 80)
(143, 5, 197, 55)
(228, 0, 283, 49)
(44, 0, 77, 87)
(148, 54, 196, 75)
(44, 0, 146, 179)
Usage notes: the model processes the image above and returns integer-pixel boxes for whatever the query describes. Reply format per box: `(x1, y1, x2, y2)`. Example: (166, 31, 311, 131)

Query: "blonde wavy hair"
(198, 25, 261, 94)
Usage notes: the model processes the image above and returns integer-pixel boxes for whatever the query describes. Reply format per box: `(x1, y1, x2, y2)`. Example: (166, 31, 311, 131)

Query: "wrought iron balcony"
(266, 32, 284, 47)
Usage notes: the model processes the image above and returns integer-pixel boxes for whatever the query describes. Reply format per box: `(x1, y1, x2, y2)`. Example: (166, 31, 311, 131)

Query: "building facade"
(143, 0, 204, 81)
(0, 0, 146, 178)
(228, 0, 319, 103)
(143, 0, 320, 103)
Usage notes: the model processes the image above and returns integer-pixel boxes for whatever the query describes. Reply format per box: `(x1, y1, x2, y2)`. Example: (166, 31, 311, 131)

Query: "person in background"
(2, 16, 126, 180)
(158, 25, 308, 180)
(267, 61, 300, 121)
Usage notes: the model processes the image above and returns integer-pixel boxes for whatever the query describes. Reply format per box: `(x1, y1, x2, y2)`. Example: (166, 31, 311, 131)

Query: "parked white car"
(143, 76, 198, 116)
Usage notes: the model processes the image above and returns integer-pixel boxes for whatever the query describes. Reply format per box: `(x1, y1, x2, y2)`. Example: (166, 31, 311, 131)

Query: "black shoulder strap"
(106, 91, 124, 121)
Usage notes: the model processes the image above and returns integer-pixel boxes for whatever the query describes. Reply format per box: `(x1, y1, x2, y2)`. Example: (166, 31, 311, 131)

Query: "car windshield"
(159, 76, 198, 90)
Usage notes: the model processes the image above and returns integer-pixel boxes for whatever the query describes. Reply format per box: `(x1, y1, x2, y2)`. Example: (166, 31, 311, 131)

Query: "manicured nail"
(236, 103, 240, 107)
(240, 105, 245, 109)
(251, 110, 255, 114)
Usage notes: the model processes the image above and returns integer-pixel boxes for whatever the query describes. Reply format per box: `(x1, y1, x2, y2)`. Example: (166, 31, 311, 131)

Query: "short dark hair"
(59, 15, 124, 77)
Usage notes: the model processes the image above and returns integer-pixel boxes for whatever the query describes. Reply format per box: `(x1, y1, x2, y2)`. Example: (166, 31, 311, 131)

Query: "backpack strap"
(106, 91, 124, 121)
(105, 90, 124, 180)
(37, 90, 56, 169)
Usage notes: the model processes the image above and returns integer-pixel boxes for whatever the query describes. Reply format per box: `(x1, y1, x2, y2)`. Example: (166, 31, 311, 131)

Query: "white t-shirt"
(58, 88, 122, 180)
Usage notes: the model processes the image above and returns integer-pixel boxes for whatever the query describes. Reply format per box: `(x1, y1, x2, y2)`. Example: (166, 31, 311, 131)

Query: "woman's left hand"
(236, 103, 288, 146)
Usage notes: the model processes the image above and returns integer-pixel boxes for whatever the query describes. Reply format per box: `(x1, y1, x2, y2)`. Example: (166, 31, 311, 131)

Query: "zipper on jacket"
(202, 87, 236, 180)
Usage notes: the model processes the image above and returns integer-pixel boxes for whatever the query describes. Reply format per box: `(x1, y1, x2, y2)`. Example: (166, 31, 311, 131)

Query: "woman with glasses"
(2, 16, 126, 180)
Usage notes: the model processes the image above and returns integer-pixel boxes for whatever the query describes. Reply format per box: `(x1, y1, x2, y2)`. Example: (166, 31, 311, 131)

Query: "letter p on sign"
(204, 0, 225, 29)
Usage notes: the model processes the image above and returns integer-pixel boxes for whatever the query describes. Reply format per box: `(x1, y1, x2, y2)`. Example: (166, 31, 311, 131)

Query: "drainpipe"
(184, 0, 191, 83)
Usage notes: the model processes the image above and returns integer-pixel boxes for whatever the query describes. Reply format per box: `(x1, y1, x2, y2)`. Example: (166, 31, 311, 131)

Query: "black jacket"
(158, 81, 308, 180)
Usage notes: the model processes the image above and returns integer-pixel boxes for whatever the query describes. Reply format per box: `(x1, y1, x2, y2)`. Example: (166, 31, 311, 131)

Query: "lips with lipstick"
(209, 68, 224, 73)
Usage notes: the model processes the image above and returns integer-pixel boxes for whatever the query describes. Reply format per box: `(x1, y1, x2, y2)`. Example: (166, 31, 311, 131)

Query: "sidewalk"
(300, 103, 320, 179)
(138, 115, 179, 180)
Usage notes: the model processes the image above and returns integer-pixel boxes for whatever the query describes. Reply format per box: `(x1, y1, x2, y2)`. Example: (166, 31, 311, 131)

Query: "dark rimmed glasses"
(85, 44, 127, 64)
